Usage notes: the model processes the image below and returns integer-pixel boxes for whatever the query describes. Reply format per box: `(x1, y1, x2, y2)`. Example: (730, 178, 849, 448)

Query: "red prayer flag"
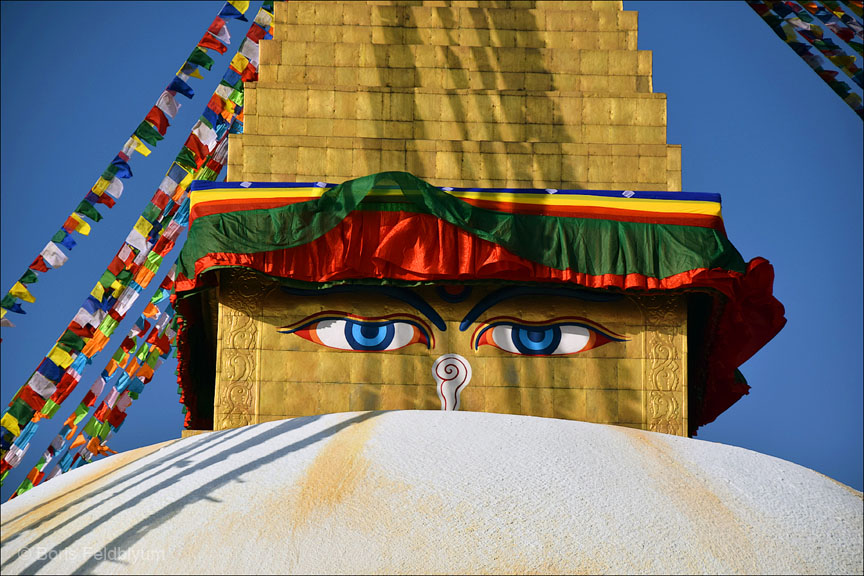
(19, 386, 47, 411)
(107, 256, 124, 276)
(145, 107, 170, 136)
(150, 189, 170, 210)
(240, 62, 258, 82)
(80, 390, 97, 408)
(246, 24, 267, 43)
(95, 193, 116, 208)
(207, 94, 225, 115)
(184, 133, 209, 162)
(93, 402, 109, 422)
(155, 333, 172, 354)
(121, 336, 136, 352)
(208, 16, 227, 36)
(107, 406, 127, 428)
(30, 255, 49, 272)
(68, 321, 95, 339)
(198, 32, 228, 53)
(62, 215, 78, 233)
(51, 372, 79, 404)
(152, 236, 176, 257)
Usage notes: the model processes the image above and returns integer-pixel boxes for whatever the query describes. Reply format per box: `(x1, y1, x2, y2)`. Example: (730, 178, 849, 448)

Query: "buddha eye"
(279, 312, 432, 352)
(472, 316, 626, 356)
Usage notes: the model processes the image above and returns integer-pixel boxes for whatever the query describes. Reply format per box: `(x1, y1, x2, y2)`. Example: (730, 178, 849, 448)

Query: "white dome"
(1, 411, 861, 575)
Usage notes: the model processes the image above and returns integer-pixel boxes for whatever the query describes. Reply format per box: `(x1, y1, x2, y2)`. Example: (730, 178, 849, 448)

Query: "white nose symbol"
(432, 354, 472, 411)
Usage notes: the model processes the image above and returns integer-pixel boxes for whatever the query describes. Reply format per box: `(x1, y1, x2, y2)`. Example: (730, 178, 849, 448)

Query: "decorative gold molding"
(216, 270, 271, 430)
(631, 295, 686, 436)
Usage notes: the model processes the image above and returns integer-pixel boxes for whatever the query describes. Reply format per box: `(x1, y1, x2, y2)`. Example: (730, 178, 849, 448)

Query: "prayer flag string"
(748, 1, 864, 118)
(0, 1, 252, 323)
(0, 0, 275, 486)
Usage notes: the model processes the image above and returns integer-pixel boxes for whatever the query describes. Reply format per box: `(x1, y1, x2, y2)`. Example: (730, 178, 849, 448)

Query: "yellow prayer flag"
(48, 345, 74, 369)
(10, 281, 36, 303)
(110, 280, 124, 297)
(188, 67, 204, 80)
(230, 52, 250, 72)
(133, 216, 153, 238)
(91, 282, 105, 302)
(92, 178, 110, 195)
(180, 171, 195, 189)
(1, 412, 21, 436)
(228, 0, 250, 14)
(70, 213, 92, 236)
(132, 135, 152, 157)
(1, 308, 7, 319)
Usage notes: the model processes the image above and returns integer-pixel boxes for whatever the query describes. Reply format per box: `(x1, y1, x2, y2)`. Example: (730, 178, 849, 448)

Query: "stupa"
(6, 3, 857, 575)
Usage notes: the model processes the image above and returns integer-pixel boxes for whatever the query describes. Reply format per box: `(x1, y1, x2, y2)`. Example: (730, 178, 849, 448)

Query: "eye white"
(489, 324, 592, 355)
(489, 325, 517, 353)
(553, 325, 591, 354)
(315, 319, 350, 349)
(387, 323, 417, 350)
(314, 320, 418, 351)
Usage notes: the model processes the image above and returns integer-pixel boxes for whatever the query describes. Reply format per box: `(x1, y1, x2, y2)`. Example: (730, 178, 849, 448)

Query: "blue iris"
(512, 325, 561, 355)
(345, 320, 395, 351)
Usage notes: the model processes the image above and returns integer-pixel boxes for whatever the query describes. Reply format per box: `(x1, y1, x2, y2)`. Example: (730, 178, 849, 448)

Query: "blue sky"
(1, 1, 861, 501)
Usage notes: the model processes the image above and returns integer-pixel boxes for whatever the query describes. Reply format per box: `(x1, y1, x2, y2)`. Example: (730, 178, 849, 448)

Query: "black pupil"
(525, 329, 547, 343)
(360, 324, 380, 339)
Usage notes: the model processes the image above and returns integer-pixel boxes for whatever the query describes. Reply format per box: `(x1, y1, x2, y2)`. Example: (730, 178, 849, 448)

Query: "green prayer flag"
(19, 270, 38, 284)
(8, 398, 35, 426)
(135, 120, 164, 146)
(75, 200, 103, 222)
(98, 315, 119, 336)
(197, 166, 220, 181)
(1, 294, 18, 309)
(15, 480, 34, 495)
(101, 164, 119, 181)
(116, 269, 133, 286)
(42, 399, 61, 418)
(187, 47, 214, 70)
(98, 420, 111, 440)
(51, 229, 67, 243)
(141, 202, 161, 222)
(98, 270, 117, 288)
(58, 329, 86, 352)
(176, 147, 198, 170)
(145, 251, 164, 272)
(83, 416, 100, 437)
(228, 88, 244, 106)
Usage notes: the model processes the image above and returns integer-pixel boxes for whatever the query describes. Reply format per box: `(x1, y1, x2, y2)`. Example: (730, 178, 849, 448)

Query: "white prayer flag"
(41, 242, 68, 268)
(156, 90, 181, 118)
(27, 372, 57, 398)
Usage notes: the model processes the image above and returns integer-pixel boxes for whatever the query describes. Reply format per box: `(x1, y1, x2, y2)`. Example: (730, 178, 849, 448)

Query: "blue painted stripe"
(189, 180, 721, 204)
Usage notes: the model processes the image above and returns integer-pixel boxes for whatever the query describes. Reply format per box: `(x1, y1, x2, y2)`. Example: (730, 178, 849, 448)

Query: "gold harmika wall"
(208, 0, 688, 435)
(212, 270, 688, 436)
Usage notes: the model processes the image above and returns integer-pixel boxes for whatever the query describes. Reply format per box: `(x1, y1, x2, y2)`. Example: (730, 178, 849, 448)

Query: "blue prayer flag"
(218, 3, 248, 21)
(111, 155, 133, 179)
(167, 76, 195, 98)
(37, 359, 63, 382)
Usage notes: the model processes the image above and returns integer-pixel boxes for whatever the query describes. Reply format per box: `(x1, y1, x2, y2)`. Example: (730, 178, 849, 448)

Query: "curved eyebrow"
(459, 286, 622, 331)
(281, 285, 446, 331)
